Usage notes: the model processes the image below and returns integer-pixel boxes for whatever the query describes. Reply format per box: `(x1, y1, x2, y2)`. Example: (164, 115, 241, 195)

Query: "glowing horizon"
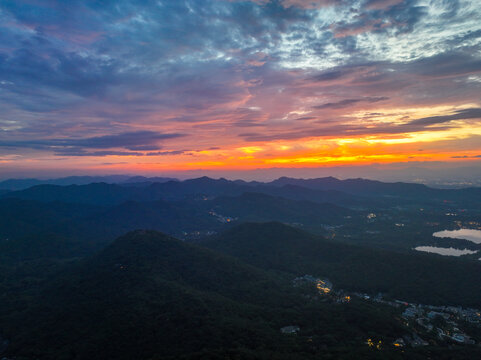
(1, 0, 480, 176)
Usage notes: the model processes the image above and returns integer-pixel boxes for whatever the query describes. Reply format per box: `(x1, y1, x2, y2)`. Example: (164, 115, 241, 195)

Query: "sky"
(0, 0, 481, 180)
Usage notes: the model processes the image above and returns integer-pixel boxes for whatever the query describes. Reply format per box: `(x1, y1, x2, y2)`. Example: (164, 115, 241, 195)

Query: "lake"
(414, 246, 477, 256)
(433, 229, 481, 244)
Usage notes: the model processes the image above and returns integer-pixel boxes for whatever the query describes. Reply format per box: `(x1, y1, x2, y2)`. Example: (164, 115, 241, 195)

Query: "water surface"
(414, 246, 477, 256)
(433, 229, 481, 244)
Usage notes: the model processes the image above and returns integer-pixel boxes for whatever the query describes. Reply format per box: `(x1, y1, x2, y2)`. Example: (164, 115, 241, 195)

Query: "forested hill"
(2, 227, 481, 359)
(0, 230, 412, 360)
(204, 222, 481, 307)
(1, 230, 296, 359)
(0, 192, 356, 262)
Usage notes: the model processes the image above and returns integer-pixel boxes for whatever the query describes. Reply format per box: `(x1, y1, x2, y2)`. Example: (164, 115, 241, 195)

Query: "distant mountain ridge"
(3, 176, 481, 208)
(268, 176, 431, 195)
(1, 175, 481, 265)
(0, 175, 177, 191)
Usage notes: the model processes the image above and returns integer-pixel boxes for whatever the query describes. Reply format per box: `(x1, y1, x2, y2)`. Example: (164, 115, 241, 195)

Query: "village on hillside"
(289, 275, 481, 349)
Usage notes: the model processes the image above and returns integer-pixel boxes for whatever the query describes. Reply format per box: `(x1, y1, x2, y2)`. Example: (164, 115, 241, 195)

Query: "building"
(280, 326, 300, 334)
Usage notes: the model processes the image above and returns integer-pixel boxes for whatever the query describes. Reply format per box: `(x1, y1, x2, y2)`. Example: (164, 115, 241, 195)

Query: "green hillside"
(0, 230, 417, 360)
(205, 222, 481, 307)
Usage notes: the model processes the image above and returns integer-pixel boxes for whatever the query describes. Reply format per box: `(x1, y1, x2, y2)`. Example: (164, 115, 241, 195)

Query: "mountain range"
(1, 176, 481, 358)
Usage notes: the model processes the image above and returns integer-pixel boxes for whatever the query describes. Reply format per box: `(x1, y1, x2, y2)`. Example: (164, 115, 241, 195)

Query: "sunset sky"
(1, 0, 481, 179)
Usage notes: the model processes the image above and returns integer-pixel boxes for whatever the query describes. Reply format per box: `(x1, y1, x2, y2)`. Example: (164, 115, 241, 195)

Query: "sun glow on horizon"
(0, 0, 480, 176)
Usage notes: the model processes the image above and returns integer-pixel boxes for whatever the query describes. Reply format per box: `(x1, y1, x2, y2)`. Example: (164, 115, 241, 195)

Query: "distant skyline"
(1, 0, 481, 178)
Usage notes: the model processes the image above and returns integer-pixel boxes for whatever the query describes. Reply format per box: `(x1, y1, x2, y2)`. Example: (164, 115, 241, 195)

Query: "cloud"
(230, 0, 341, 9)
(408, 108, 481, 126)
(406, 52, 481, 78)
(53, 148, 188, 157)
(238, 122, 453, 142)
(313, 97, 388, 109)
(364, 0, 404, 10)
(308, 66, 362, 82)
(145, 150, 187, 156)
(54, 149, 144, 157)
(451, 154, 481, 159)
(63, 131, 183, 150)
(0, 131, 185, 153)
(280, 0, 341, 8)
(0, 0, 480, 164)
